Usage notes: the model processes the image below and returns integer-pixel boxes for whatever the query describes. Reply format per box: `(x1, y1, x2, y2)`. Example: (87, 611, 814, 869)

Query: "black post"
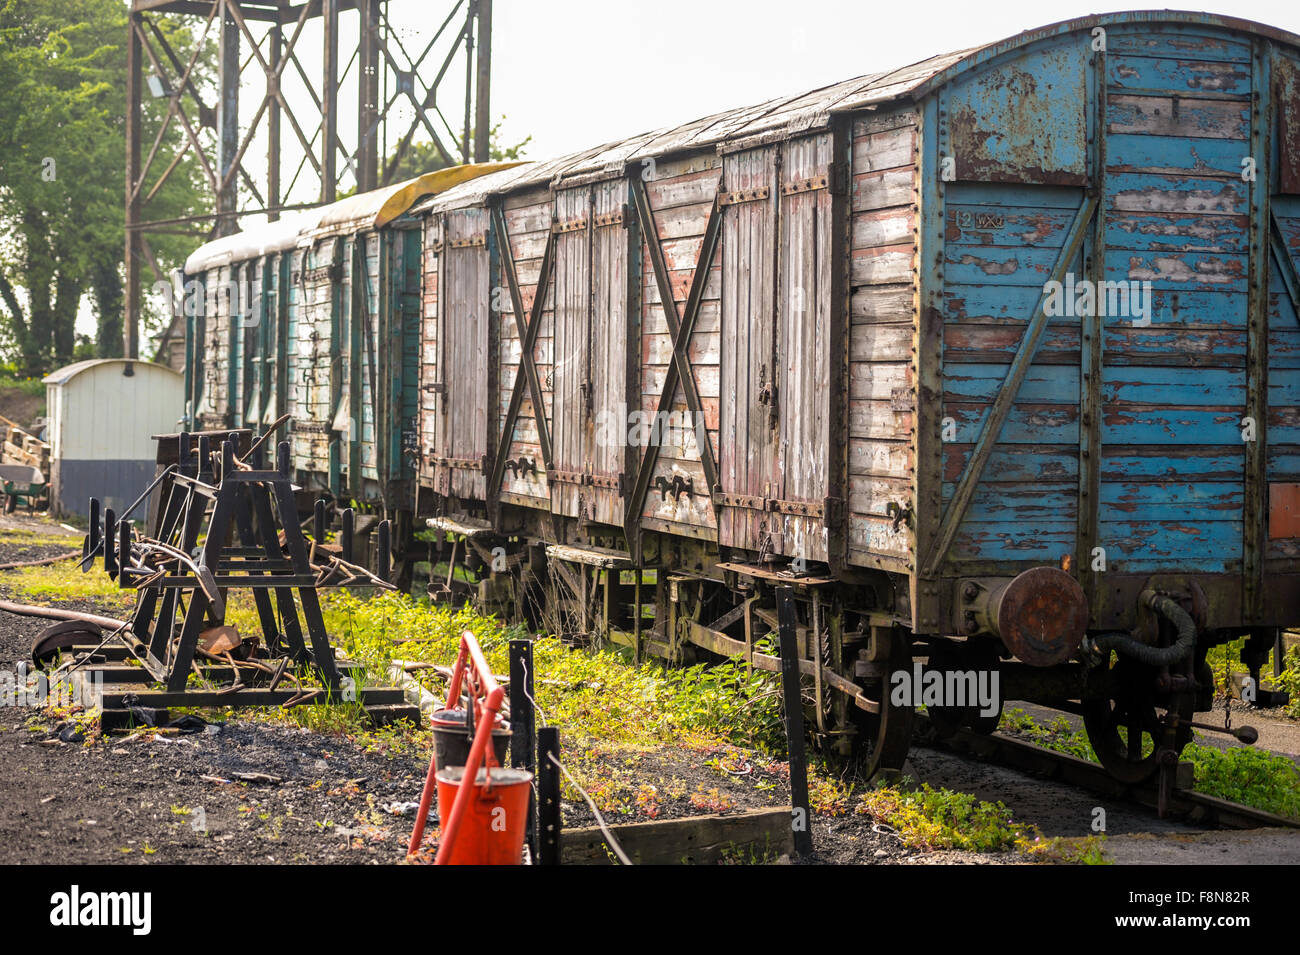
(197, 435, 212, 480)
(314, 498, 327, 544)
(276, 440, 290, 478)
(777, 585, 813, 857)
(341, 507, 355, 563)
(103, 508, 117, 578)
(509, 639, 537, 858)
(118, 520, 133, 589)
(538, 726, 561, 865)
(88, 498, 101, 554)
(377, 519, 391, 581)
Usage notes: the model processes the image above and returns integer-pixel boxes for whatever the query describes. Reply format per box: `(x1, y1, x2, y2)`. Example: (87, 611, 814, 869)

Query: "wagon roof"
(183, 163, 520, 272)
(414, 9, 1300, 213)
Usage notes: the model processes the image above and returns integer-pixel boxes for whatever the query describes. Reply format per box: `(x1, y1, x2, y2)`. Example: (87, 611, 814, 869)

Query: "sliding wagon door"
(719, 146, 782, 553)
(549, 186, 592, 519)
(775, 133, 835, 563)
(550, 182, 636, 526)
(431, 208, 492, 500)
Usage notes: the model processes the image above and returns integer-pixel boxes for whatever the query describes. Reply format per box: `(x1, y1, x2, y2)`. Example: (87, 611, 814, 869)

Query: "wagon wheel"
(850, 630, 915, 779)
(1082, 654, 1193, 784)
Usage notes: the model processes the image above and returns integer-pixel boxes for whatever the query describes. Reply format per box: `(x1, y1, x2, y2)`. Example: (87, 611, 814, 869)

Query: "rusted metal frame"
(216, 2, 239, 234)
(248, 481, 308, 661)
(376, 5, 469, 180)
(133, 19, 220, 195)
(165, 478, 234, 691)
(260, 6, 328, 184)
(323, 0, 340, 200)
(126, 12, 141, 359)
(137, 235, 169, 288)
(922, 193, 1099, 580)
(912, 94, 944, 631)
(132, 10, 218, 204)
(213, 1, 300, 199)
(684, 618, 877, 712)
(624, 176, 723, 548)
(460, 16, 473, 163)
(1243, 42, 1273, 622)
(272, 477, 343, 691)
(827, 118, 851, 572)
(1077, 38, 1107, 600)
(487, 206, 556, 498)
(356, 0, 380, 191)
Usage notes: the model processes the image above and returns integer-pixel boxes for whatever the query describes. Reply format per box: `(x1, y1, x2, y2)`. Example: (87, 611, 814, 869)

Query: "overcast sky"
(122, 0, 1300, 342)
(478, 0, 1300, 159)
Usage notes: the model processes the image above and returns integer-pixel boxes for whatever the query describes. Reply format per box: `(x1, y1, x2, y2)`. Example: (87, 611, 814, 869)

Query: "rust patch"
(1269, 483, 1300, 540)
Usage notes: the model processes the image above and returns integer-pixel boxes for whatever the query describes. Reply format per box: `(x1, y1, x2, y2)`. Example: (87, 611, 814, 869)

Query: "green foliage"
(999, 707, 1098, 761)
(1001, 706, 1300, 822)
(317, 589, 782, 752)
(1204, 636, 1248, 694)
(858, 782, 1027, 853)
(0, 0, 213, 371)
(1182, 741, 1300, 821)
(1277, 644, 1300, 720)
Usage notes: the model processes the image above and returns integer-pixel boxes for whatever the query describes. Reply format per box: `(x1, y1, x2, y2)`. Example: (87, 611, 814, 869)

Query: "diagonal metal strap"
(488, 205, 556, 495)
(624, 177, 723, 543)
(1270, 212, 1300, 320)
(922, 194, 1099, 578)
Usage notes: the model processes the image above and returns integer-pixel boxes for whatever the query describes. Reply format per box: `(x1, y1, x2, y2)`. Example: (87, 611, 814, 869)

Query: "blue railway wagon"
(413, 11, 1300, 780)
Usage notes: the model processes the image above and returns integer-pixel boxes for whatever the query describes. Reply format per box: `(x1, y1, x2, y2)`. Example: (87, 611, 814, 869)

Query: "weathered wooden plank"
(1108, 54, 1252, 95)
(1107, 94, 1249, 140)
(850, 245, 913, 285)
(852, 167, 913, 212)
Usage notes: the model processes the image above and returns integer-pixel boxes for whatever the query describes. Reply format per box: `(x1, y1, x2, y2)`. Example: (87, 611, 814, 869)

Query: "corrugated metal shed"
(42, 359, 184, 517)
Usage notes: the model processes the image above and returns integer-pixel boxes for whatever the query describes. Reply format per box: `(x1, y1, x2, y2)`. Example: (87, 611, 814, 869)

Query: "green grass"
(999, 707, 1300, 822)
(2, 555, 136, 611)
(10, 527, 1115, 863)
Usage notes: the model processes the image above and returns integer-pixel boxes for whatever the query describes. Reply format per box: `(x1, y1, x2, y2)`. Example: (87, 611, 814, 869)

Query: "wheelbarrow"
(0, 464, 48, 513)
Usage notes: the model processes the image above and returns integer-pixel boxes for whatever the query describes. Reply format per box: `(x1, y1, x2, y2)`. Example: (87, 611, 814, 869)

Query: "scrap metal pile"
(34, 419, 418, 731)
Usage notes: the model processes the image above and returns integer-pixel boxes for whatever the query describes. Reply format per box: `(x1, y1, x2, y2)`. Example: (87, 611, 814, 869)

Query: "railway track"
(917, 716, 1300, 832)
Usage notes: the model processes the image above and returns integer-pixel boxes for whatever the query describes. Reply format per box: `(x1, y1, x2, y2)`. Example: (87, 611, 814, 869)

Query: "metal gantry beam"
(124, 0, 493, 358)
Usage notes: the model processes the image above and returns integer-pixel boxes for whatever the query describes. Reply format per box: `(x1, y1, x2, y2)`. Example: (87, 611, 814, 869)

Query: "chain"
(1222, 654, 1232, 731)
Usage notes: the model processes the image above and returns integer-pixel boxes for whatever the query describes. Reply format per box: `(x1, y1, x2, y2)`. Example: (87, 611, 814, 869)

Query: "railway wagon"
(414, 11, 1300, 779)
(183, 166, 514, 544)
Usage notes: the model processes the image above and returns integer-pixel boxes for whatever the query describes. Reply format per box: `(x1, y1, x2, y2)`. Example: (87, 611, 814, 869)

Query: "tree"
(0, 0, 211, 375)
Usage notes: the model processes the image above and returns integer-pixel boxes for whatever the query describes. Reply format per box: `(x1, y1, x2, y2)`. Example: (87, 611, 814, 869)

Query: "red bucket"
(434, 766, 532, 865)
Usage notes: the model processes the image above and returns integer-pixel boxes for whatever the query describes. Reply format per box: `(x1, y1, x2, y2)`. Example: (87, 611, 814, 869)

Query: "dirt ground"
(0, 513, 1296, 865)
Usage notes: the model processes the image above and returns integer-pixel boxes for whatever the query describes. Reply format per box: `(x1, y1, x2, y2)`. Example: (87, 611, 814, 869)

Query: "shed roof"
(42, 358, 182, 387)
